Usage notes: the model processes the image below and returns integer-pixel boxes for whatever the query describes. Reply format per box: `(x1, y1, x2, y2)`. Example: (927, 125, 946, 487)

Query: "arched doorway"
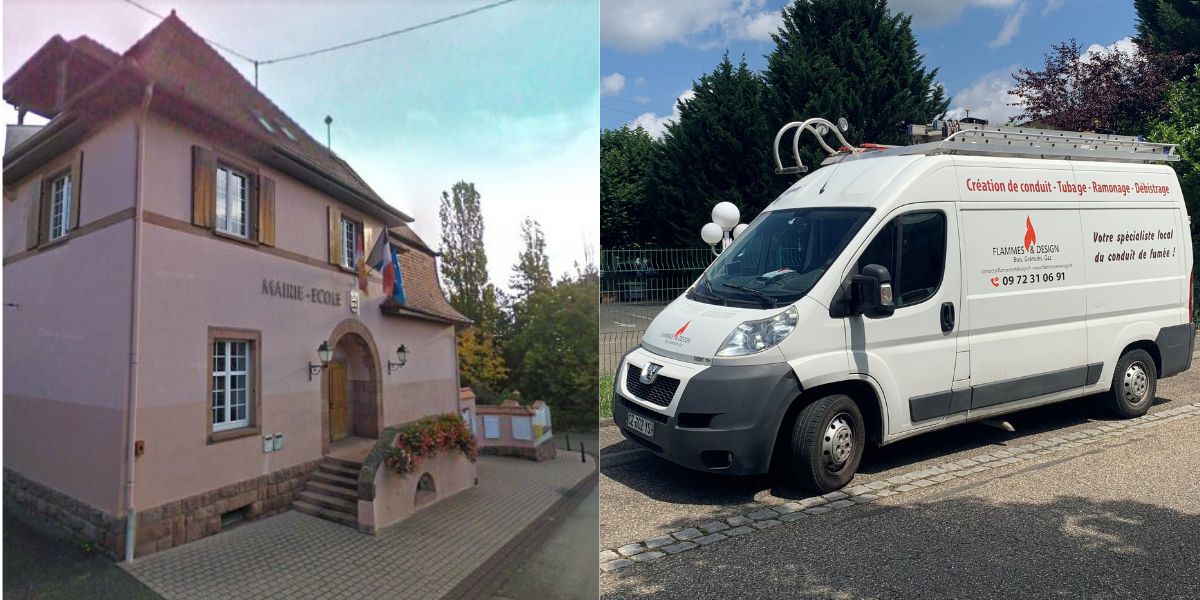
(322, 319, 383, 452)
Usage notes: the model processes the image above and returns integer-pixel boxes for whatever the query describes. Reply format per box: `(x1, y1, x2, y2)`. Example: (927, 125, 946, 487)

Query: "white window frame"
(212, 339, 252, 432)
(341, 217, 358, 269)
(49, 173, 72, 241)
(215, 165, 249, 238)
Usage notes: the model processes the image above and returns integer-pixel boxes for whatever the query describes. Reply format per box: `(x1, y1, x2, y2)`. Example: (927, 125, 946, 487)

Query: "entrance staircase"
(293, 455, 361, 528)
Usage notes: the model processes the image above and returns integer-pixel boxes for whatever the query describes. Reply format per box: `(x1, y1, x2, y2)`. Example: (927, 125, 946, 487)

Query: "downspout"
(124, 82, 154, 563)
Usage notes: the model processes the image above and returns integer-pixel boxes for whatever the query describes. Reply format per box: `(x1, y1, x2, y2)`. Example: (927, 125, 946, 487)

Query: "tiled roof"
(121, 14, 401, 218)
(384, 249, 470, 324)
(68, 35, 120, 66)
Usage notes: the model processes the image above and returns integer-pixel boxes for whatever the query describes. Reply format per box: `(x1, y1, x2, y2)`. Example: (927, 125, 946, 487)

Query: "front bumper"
(613, 349, 801, 475)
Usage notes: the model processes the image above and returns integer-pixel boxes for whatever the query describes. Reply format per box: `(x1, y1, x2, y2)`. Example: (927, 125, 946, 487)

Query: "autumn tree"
(1009, 39, 1175, 135)
(456, 326, 509, 404)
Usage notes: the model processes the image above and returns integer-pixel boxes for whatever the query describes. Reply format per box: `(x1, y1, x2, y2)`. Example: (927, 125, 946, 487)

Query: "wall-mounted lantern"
(388, 344, 409, 375)
(308, 340, 333, 381)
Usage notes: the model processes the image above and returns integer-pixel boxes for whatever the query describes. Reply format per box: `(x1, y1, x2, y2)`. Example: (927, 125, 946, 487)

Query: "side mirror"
(849, 264, 895, 318)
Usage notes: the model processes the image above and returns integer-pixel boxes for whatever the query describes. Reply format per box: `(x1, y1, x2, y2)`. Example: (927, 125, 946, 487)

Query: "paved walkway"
(125, 454, 594, 599)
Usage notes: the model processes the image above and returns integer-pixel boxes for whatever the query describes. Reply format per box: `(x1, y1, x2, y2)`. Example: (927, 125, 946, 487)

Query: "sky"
(3, 0, 599, 290)
(601, 0, 1140, 136)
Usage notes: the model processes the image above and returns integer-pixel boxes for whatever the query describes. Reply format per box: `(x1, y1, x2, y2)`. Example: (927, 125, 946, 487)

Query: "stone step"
(293, 500, 357, 527)
(318, 462, 360, 479)
(322, 456, 364, 471)
(309, 470, 359, 491)
(306, 480, 358, 502)
(296, 489, 356, 513)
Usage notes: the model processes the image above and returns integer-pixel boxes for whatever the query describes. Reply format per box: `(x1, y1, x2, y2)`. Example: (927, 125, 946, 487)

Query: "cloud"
(989, 1, 1028, 48)
(629, 89, 695, 138)
(601, 72, 626, 96)
(600, 0, 782, 53)
(633, 95, 651, 104)
(943, 65, 1024, 125)
(1083, 36, 1136, 59)
(1042, 0, 1065, 15)
(888, 0, 1019, 27)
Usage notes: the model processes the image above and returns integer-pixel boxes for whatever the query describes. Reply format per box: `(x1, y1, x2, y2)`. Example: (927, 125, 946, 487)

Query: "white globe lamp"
(701, 222, 724, 246)
(732, 223, 748, 239)
(711, 202, 740, 231)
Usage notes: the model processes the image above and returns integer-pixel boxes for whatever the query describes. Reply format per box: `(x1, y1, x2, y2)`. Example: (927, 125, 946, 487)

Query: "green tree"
(649, 53, 781, 247)
(506, 273, 599, 430)
(438, 181, 500, 334)
(600, 125, 658, 248)
(509, 217, 553, 302)
(1149, 65, 1200, 300)
(765, 0, 949, 172)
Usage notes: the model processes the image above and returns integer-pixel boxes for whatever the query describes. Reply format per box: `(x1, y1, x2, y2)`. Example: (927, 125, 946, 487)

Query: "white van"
(613, 118, 1195, 492)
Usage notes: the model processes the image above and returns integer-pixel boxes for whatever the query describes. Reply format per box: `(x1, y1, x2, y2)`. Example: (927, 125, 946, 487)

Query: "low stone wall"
(4, 459, 322, 560)
(132, 459, 321, 557)
(479, 441, 557, 462)
(355, 446, 477, 535)
(4, 468, 126, 558)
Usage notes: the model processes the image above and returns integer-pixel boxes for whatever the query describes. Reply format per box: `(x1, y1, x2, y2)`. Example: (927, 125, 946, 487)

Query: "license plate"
(626, 412, 655, 438)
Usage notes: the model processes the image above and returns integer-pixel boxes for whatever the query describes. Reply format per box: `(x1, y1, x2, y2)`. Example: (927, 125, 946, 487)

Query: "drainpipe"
(124, 82, 154, 563)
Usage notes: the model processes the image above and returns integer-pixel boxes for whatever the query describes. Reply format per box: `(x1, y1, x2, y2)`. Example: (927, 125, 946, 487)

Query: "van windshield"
(690, 207, 874, 308)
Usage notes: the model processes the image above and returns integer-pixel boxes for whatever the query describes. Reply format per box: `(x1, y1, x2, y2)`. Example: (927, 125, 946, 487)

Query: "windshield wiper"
(722, 283, 777, 308)
(691, 278, 728, 305)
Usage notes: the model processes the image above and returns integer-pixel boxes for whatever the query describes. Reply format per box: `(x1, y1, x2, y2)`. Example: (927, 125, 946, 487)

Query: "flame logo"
(674, 321, 691, 338)
(1023, 216, 1036, 251)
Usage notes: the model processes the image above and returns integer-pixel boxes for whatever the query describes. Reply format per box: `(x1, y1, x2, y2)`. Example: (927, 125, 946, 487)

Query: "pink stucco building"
(3, 14, 475, 560)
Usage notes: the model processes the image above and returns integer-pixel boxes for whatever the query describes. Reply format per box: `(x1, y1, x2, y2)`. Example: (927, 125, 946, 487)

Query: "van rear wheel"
(1106, 349, 1157, 418)
(789, 394, 865, 493)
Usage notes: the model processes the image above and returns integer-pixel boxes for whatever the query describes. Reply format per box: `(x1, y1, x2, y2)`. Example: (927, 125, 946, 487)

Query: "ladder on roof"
(773, 118, 1179, 175)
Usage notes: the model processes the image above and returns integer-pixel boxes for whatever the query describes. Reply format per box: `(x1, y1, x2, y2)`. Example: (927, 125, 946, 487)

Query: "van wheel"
(789, 394, 864, 493)
(1106, 349, 1157, 418)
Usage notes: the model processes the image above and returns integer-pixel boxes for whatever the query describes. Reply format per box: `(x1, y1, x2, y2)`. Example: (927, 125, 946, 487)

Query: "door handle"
(940, 302, 955, 332)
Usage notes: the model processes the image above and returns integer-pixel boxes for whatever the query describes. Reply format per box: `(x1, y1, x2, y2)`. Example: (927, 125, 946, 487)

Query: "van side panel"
(958, 203, 1089, 396)
(1072, 162, 1189, 388)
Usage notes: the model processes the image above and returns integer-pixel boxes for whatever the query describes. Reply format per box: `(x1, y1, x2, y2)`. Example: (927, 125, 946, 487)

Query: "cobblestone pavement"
(601, 358, 1200, 592)
(124, 454, 593, 600)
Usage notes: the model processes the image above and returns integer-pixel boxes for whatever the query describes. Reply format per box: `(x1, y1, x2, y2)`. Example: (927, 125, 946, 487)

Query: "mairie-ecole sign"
(260, 278, 342, 307)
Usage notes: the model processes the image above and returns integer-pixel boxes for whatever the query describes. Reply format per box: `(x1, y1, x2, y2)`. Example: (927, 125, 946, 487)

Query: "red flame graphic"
(1023, 216, 1036, 251)
(674, 321, 691, 338)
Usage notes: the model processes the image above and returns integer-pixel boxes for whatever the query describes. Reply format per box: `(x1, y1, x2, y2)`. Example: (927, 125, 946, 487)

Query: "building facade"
(3, 14, 472, 559)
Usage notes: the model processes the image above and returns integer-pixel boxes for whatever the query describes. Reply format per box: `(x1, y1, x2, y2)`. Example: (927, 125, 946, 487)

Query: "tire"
(1105, 349, 1157, 418)
(789, 394, 865, 493)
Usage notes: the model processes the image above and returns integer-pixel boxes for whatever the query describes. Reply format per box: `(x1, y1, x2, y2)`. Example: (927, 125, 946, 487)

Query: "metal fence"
(599, 248, 714, 375)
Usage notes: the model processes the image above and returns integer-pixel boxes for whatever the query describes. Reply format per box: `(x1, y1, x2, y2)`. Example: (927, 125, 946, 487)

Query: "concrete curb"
(599, 401, 1200, 574)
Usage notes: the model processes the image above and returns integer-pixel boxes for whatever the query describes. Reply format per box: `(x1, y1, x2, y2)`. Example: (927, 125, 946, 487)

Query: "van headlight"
(716, 306, 799, 357)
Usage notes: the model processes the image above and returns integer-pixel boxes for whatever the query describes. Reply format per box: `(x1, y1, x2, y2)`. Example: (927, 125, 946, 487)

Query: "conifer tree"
(764, 0, 949, 175)
(648, 53, 780, 247)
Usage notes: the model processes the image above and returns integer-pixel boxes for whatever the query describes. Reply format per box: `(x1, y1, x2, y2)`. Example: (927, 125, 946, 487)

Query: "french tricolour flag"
(366, 231, 406, 304)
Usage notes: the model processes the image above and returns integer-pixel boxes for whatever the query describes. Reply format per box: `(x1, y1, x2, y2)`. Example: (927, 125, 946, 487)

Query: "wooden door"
(329, 360, 348, 441)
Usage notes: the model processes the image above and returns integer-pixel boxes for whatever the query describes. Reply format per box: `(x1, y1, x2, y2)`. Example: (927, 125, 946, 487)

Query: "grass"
(600, 373, 614, 419)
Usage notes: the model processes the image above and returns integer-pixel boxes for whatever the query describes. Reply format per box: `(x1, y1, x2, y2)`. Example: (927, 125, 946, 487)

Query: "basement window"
(220, 505, 250, 530)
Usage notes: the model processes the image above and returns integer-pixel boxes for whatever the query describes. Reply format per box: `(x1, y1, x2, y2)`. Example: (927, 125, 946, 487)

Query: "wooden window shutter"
(247, 175, 260, 242)
(328, 205, 342, 265)
(68, 151, 83, 231)
(26, 182, 44, 250)
(37, 178, 52, 246)
(191, 146, 216, 228)
(258, 176, 276, 246)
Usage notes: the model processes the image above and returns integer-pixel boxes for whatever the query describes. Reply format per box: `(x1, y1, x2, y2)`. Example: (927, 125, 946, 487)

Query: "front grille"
(625, 364, 680, 407)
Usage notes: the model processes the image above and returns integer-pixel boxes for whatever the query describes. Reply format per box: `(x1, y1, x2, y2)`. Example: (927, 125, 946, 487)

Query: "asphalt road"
(599, 302, 668, 334)
(600, 359, 1200, 599)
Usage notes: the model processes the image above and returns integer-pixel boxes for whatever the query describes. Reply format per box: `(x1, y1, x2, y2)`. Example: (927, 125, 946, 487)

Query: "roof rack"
(774, 118, 1179, 175)
(901, 122, 1179, 163)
